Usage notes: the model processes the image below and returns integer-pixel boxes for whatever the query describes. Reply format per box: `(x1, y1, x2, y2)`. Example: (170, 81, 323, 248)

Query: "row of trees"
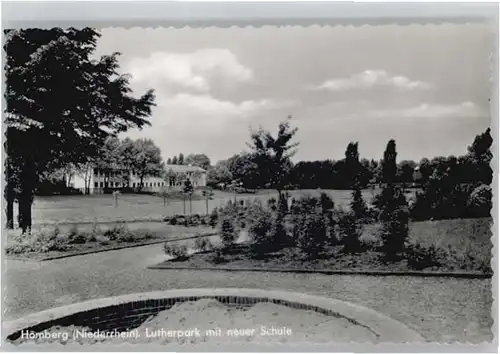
(166, 153, 211, 170)
(71, 137, 163, 193)
(207, 127, 492, 192)
(4, 28, 156, 232)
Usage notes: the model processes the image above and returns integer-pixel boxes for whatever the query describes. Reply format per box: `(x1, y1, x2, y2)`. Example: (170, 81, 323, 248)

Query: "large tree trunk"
(18, 192, 33, 234)
(5, 160, 15, 229)
(139, 174, 144, 192)
(18, 162, 36, 234)
(5, 191, 14, 229)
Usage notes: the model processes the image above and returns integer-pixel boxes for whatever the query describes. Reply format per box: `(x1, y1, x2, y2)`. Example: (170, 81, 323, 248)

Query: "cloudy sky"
(95, 23, 493, 164)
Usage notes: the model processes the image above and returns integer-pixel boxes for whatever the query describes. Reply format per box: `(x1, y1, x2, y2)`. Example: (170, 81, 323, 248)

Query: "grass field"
(18, 188, 419, 226)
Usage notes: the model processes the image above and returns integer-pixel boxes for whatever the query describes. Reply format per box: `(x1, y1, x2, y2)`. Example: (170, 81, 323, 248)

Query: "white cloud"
(159, 93, 284, 123)
(122, 93, 294, 161)
(126, 49, 254, 93)
(313, 70, 432, 92)
(367, 101, 485, 119)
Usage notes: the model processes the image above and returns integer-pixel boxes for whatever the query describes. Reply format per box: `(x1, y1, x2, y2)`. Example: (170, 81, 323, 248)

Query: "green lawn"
(20, 188, 417, 225)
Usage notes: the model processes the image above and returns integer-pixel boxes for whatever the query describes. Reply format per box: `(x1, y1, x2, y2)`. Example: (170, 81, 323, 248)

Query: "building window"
(94, 182, 98, 188)
(99, 182, 103, 187)
(133, 182, 136, 187)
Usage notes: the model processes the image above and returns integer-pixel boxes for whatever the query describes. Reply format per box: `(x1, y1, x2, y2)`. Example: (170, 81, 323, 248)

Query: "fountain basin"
(5, 288, 424, 346)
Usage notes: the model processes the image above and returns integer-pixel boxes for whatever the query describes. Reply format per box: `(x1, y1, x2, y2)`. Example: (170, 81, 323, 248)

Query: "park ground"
(20, 189, 404, 225)
(4, 244, 493, 343)
(4, 189, 493, 343)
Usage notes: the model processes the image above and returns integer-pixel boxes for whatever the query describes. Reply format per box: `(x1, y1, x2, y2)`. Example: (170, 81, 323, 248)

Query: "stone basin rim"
(4, 288, 424, 343)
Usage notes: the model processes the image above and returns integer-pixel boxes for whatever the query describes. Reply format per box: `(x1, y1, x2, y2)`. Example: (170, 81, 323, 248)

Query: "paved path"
(4, 244, 493, 343)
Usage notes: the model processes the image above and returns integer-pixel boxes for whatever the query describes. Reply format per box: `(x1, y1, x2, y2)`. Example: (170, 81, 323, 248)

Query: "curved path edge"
(148, 265, 492, 279)
(3, 288, 424, 344)
(6, 232, 218, 262)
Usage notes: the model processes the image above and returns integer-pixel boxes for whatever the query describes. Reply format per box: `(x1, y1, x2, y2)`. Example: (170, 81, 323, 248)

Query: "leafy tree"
(397, 160, 417, 186)
(171, 156, 178, 165)
(95, 137, 121, 185)
(178, 153, 185, 165)
(418, 158, 432, 184)
(182, 178, 194, 214)
(247, 116, 299, 196)
(359, 158, 373, 187)
(344, 142, 361, 188)
(289, 160, 338, 189)
(4, 28, 155, 232)
(131, 138, 163, 191)
(227, 153, 260, 189)
(381, 139, 397, 186)
(207, 160, 233, 188)
(467, 128, 493, 185)
(166, 157, 172, 165)
(185, 153, 211, 170)
(117, 137, 136, 187)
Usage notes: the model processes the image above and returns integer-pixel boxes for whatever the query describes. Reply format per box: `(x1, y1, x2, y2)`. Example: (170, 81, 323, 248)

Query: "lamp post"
(112, 190, 120, 208)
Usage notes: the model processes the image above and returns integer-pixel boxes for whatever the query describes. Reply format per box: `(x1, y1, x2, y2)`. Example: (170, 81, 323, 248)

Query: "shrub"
(23, 227, 69, 253)
(247, 201, 280, 255)
(67, 233, 87, 244)
(405, 243, 442, 270)
(209, 208, 219, 228)
(210, 248, 226, 264)
(409, 171, 478, 221)
(176, 216, 187, 226)
(467, 184, 492, 218)
(319, 192, 335, 213)
(68, 224, 79, 238)
(115, 230, 135, 243)
(104, 222, 127, 241)
(337, 211, 363, 253)
(194, 237, 214, 252)
(267, 197, 277, 211)
(66, 225, 88, 244)
(379, 187, 410, 259)
(163, 243, 189, 260)
(103, 222, 135, 243)
(350, 187, 368, 221)
(218, 216, 237, 248)
(295, 203, 328, 259)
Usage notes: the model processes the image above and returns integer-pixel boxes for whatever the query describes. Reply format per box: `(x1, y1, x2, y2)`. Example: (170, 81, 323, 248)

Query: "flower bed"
(5, 223, 212, 260)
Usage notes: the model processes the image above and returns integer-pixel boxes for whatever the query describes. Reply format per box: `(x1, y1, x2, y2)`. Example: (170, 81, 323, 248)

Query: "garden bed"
(154, 242, 492, 276)
(5, 223, 214, 261)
